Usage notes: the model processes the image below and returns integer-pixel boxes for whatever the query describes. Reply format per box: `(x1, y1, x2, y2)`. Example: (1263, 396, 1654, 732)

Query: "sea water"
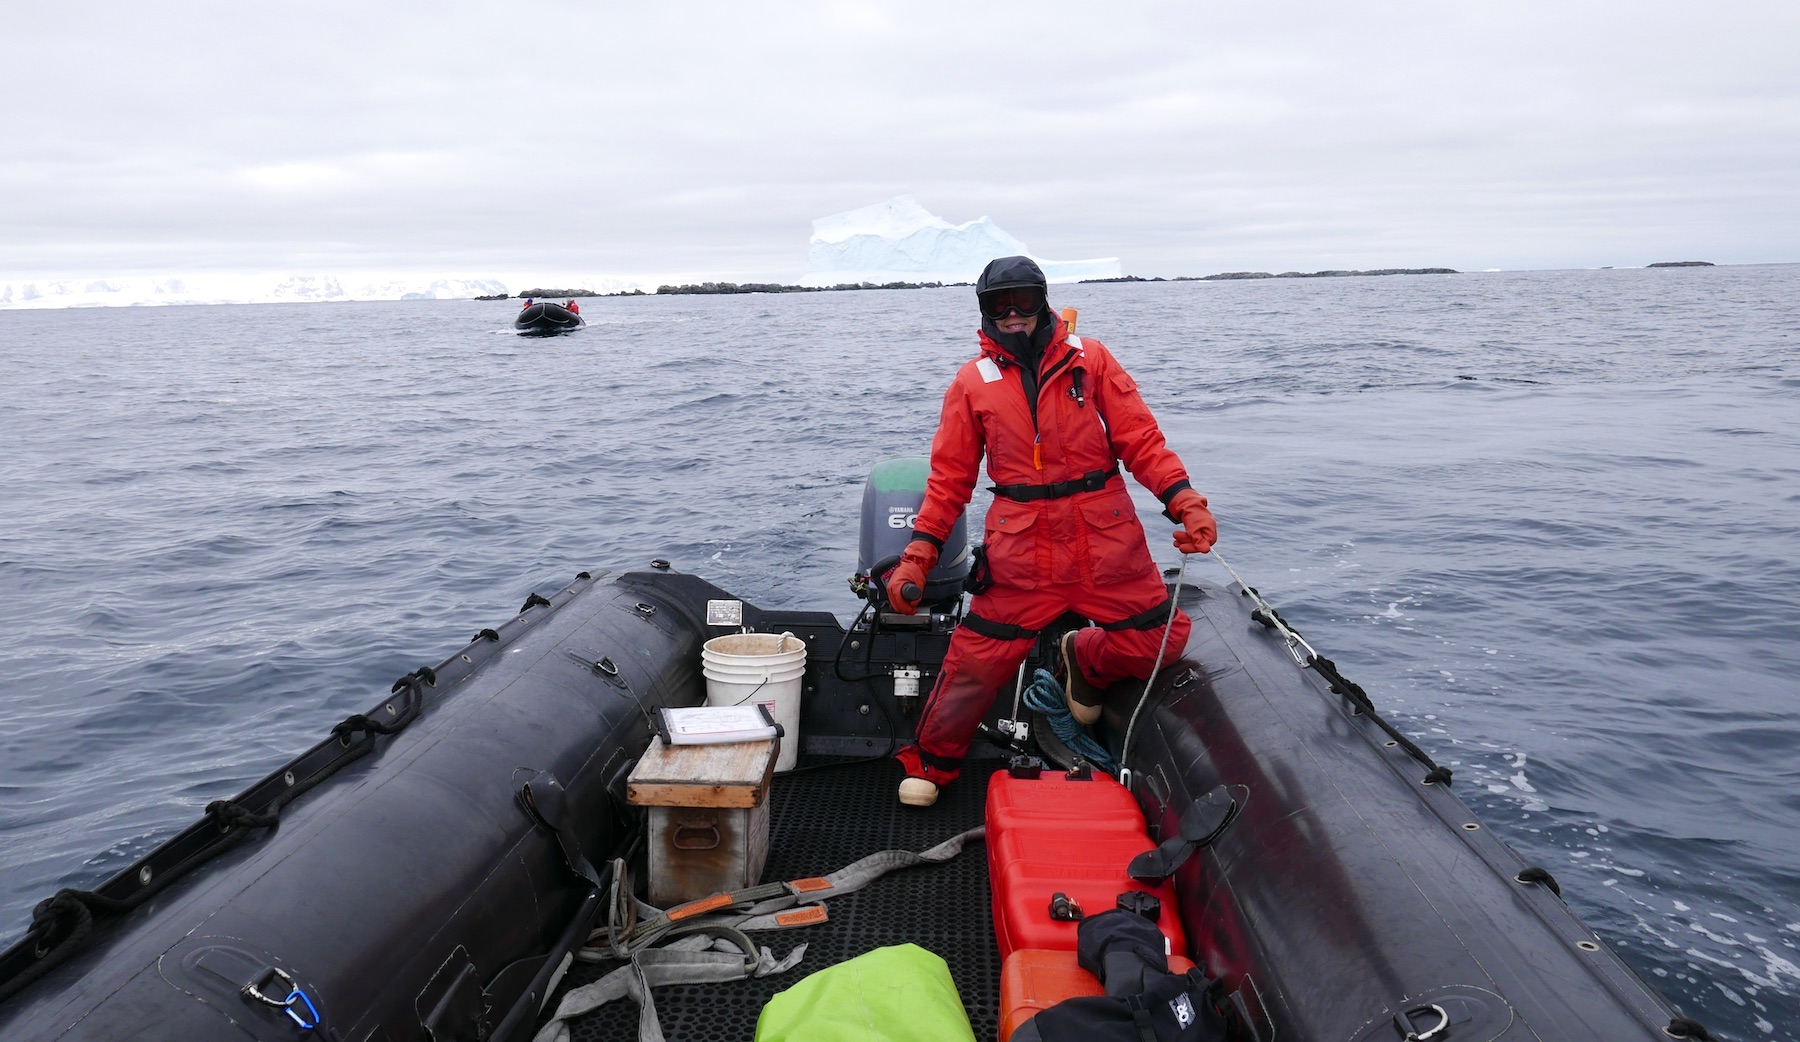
(1, 266, 1796, 1037)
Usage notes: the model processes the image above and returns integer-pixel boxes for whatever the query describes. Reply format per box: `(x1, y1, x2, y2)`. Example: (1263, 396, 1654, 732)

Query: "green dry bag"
(754, 943, 976, 1042)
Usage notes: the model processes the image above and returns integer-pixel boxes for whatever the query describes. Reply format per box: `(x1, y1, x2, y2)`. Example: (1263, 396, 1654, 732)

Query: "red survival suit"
(896, 315, 1194, 786)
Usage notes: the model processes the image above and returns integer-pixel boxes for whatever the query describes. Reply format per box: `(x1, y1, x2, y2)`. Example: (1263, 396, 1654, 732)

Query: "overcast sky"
(4, 0, 1796, 285)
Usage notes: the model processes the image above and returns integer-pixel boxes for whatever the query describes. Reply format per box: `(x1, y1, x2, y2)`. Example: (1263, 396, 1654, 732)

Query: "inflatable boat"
(0, 461, 1714, 1042)
(514, 302, 585, 335)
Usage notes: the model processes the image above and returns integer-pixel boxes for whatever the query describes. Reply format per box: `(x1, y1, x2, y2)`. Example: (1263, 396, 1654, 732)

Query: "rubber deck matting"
(556, 755, 1005, 1041)
(554, 759, 1008, 1042)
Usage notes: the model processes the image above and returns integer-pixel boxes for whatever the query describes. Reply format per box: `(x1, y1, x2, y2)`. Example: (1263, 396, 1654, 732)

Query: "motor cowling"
(857, 457, 969, 610)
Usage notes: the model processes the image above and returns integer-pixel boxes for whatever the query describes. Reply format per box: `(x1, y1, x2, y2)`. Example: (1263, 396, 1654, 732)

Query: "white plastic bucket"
(701, 632, 807, 771)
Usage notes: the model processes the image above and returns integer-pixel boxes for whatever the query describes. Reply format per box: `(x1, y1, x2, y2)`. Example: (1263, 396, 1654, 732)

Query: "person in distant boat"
(885, 256, 1216, 807)
(565, 299, 580, 315)
(521, 297, 534, 308)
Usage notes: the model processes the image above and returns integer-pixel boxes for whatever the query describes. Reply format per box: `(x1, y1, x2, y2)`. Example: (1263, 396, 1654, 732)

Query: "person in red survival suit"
(885, 256, 1217, 807)
(565, 299, 580, 314)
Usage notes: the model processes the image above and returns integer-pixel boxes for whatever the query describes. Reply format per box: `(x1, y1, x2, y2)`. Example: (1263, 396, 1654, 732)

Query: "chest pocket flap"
(987, 504, 1041, 535)
(1109, 370, 1138, 395)
(1077, 497, 1134, 531)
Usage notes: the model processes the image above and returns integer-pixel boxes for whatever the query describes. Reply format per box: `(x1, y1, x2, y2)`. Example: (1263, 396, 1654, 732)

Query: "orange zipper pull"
(1033, 437, 1043, 470)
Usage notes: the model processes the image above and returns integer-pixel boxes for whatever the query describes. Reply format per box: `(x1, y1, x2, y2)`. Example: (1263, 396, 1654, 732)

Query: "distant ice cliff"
(800, 196, 1121, 287)
(0, 275, 509, 309)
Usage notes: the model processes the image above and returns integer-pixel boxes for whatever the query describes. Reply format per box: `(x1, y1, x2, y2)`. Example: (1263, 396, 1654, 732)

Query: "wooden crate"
(626, 736, 778, 907)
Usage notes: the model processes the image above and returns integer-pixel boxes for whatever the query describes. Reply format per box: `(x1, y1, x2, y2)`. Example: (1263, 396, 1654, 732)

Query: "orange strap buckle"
(666, 892, 735, 921)
(773, 906, 829, 928)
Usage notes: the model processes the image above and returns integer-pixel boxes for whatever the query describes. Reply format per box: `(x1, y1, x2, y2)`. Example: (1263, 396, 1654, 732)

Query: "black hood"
(976, 255, 1055, 370)
(975, 255, 1048, 296)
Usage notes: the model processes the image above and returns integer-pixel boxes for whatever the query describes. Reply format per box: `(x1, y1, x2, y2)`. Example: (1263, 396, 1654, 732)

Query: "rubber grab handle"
(901, 582, 921, 602)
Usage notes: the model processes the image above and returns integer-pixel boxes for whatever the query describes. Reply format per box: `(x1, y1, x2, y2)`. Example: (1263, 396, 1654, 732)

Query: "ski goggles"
(978, 287, 1047, 320)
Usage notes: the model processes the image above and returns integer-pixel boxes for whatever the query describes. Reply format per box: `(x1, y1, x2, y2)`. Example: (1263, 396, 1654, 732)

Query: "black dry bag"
(1008, 967, 1228, 1042)
(1012, 909, 1229, 1042)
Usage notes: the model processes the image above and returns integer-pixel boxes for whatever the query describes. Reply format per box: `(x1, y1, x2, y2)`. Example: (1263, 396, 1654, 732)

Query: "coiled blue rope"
(1020, 668, 1118, 774)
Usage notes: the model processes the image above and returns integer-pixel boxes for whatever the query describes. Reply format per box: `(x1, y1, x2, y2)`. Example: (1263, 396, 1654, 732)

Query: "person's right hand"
(884, 540, 939, 614)
(1169, 489, 1217, 554)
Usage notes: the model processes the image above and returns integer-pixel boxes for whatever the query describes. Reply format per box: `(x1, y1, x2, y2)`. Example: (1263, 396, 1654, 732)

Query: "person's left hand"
(1168, 489, 1217, 554)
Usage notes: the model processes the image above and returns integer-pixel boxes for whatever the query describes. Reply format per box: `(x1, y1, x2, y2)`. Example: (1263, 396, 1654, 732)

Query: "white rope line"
(1119, 550, 1191, 782)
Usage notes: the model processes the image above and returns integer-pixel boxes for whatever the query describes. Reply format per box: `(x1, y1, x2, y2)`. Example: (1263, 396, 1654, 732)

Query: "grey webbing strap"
(551, 826, 986, 1041)
(754, 825, 984, 906)
(732, 824, 985, 927)
(589, 827, 987, 954)
(533, 933, 808, 1042)
(593, 880, 794, 957)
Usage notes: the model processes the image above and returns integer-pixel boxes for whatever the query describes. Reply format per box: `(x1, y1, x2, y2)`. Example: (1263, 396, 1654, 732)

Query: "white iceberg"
(799, 196, 1121, 287)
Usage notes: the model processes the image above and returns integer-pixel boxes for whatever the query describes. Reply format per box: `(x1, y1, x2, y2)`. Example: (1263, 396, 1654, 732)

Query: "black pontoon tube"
(1128, 576, 1706, 1041)
(0, 570, 710, 1042)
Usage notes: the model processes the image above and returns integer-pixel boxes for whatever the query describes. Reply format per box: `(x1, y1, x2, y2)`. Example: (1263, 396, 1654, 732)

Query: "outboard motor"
(857, 457, 969, 611)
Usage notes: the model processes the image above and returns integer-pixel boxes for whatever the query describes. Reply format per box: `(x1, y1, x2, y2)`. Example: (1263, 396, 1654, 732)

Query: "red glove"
(1168, 489, 1216, 554)
(884, 540, 939, 615)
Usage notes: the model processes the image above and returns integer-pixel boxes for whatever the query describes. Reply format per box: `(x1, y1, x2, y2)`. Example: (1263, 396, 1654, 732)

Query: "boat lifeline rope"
(1118, 551, 1192, 785)
(1209, 551, 1452, 787)
(533, 827, 985, 1042)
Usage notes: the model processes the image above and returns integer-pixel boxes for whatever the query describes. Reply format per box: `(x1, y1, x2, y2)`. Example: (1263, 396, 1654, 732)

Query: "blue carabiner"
(283, 987, 320, 1031)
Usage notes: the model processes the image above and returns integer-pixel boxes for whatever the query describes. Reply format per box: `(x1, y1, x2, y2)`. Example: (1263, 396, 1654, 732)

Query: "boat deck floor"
(557, 754, 1005, 1041)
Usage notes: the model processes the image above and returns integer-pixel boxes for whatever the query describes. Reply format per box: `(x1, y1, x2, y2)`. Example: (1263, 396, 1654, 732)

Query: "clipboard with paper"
(654, 703, 785, 746)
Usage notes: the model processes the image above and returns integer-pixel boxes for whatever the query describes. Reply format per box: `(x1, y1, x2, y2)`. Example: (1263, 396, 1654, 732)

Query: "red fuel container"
(985, 768, 1185, 959)
(989, 821, 1147, 874)
(986, 769, 1142, 837)
(991, 844, 1186, 958)
(985, 769, 1145, 882)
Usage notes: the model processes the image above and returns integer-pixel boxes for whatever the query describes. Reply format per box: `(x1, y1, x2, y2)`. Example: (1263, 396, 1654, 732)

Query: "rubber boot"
(1061, 631, 1103, 726)
(898, 777, 939, 807)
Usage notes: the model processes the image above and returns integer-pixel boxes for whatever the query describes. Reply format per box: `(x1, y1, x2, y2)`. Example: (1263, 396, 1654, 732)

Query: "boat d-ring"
(1394, 1003, 1449, 1041)
(241, 965, 321, 1030)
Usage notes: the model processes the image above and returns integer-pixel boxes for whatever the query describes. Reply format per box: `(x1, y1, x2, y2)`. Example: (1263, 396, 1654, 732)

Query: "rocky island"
(1082, 268, 1458, 283)
(473, 269, 1467, 301)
